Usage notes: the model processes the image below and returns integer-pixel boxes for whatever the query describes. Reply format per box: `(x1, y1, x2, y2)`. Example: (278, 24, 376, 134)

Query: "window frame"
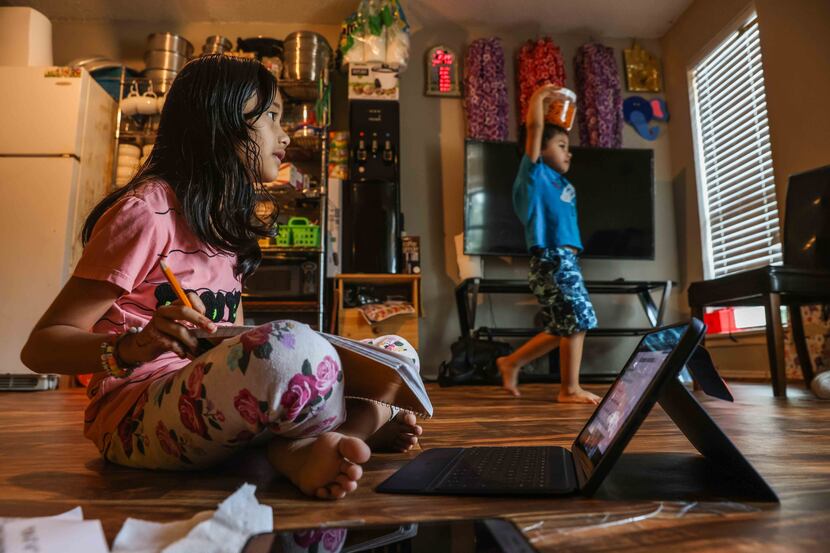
(687, 9, 782, 280)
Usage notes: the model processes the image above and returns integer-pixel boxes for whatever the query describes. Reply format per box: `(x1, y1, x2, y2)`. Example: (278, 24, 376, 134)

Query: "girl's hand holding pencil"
(117, 260, 218, 365)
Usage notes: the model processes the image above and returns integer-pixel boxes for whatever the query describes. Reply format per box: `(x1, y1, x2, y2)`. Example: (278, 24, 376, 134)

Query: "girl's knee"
(243, 323, 345, 411)
(234, 320, 337, 379)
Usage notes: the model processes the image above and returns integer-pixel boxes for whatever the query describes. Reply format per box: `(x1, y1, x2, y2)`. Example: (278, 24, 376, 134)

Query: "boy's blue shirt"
(512, 154, 583, 252)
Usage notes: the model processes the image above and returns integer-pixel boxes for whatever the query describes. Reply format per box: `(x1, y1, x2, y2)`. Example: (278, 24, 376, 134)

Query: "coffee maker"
(342, 100, 401, 273)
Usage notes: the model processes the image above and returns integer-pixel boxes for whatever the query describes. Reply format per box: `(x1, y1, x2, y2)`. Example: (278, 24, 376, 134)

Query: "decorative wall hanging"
(463, 37, 509, 141)
(517, 37, 566, 125)
(574, 42, 623, 148)
(623, 95, 669, 141)
(425, 45, 461, 97)
(650, 98, 669, 122)
(624, 42, 663, 92)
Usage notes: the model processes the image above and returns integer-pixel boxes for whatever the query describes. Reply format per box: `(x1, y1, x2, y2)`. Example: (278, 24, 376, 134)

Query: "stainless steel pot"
(67, 55, 108, 68)
(144, 50, 188, 71)
(202, 35, 232, 55)
(146, 33, 194, 58)
(144, 68, 178, 94)
(283, 31, 331, 82)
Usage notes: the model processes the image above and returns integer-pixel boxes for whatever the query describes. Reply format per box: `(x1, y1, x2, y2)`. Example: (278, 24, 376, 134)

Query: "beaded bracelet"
(100, 326, 142, 378)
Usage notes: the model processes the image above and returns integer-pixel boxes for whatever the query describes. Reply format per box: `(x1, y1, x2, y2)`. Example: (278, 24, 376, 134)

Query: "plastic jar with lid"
(545, 87, 577, 131)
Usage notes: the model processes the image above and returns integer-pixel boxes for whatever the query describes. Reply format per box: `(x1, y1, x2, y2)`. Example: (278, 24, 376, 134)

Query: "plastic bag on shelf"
(339, 11, 366, 66)
(362, 30, 387, 63)
(386, 23, 409, 68)
(384, 0, 410, 69)
(356, 0, 386, 63)
(338, 0, 409, 69)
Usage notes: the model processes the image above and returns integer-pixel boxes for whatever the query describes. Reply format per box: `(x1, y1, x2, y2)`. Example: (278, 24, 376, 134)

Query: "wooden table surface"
(1, 382, 828, 551)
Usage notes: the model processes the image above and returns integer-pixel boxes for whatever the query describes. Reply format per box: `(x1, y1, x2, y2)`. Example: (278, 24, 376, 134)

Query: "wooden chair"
(688, 165, 830, 397)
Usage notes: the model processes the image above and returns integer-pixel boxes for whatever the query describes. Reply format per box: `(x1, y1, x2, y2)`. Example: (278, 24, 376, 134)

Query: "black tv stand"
(455, 277, 674, 382)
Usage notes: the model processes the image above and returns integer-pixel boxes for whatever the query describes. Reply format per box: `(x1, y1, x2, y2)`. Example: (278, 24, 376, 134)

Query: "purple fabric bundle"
(463, 37, 509, 141)
(574, 43, 623, 148)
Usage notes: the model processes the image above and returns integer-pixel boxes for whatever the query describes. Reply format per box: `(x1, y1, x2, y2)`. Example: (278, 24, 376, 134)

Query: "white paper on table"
(113, 483, 273, 553)
(0, 518, 109, 553)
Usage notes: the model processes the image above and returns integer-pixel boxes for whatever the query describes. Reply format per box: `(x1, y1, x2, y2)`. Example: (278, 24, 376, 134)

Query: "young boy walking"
(497, 84, 601, 404)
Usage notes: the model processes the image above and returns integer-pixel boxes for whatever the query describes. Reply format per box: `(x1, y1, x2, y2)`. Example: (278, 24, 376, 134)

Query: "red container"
(704, 308, 737, 334)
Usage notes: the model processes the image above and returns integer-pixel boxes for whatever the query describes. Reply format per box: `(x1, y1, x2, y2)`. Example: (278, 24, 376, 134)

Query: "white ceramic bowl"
(117, 144, 141, 158)
(116, 165, 137, 179)
(137, 93, 158, 115)
(121, 94, 144, 116)
(117, 154, 140, 168)
(120, 97, 138, 116)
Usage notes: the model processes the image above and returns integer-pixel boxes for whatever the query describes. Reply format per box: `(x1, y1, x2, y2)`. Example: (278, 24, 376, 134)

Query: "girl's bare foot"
(366, 411, 423, 452)
(497, 356, 521, 397)
(267, 432, 370, 499)
(557, 387, 601, 404)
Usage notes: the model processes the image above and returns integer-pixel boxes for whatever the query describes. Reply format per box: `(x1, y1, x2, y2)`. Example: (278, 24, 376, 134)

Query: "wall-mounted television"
(464, 140, 655, 259)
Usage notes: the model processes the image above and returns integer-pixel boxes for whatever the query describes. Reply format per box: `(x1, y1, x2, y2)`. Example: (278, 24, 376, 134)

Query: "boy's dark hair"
(83, 54, 279, 281)
(518, 123, 569, 152)
(541, 123, 569, 144)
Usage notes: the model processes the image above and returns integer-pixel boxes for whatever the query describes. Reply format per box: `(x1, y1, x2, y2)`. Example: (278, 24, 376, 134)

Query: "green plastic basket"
(288, 216, 320, 248)
(275, 224, 292, 247)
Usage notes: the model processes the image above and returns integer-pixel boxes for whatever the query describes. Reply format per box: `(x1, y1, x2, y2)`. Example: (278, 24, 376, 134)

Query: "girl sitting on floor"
(20, 54, 421, 500)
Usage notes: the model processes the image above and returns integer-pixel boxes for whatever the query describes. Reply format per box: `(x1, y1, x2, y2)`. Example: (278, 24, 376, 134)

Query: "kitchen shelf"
(116, 128, 159, 140)
(261, 246, 323, 254)
(280, 79, 326, 101)
(285, 141, 323, 162)
(255, 73, 330, 330)
(258, 188, 324, 203)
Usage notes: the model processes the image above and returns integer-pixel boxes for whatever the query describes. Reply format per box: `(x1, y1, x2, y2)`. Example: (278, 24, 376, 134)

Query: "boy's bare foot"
(366, 411, 423, 452)
(267, 431, 370, 500)
(557, 387, 601, 404)
(497, 356, 521, 397)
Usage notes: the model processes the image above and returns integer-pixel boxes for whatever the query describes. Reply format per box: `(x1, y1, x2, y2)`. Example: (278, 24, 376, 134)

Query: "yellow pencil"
(159, 260, 193, 309)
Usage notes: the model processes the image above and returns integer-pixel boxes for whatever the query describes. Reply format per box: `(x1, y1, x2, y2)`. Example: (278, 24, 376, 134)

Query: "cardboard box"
(348, 63, 400, 101)
(704, 308, 737, 334)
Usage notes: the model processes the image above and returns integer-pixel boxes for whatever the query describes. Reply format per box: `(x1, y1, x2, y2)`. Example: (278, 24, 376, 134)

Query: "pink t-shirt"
(75, 180, 241, 453)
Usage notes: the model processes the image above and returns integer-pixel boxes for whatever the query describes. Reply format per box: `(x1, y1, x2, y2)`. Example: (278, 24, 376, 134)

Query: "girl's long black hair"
(83, 54, 279, 281)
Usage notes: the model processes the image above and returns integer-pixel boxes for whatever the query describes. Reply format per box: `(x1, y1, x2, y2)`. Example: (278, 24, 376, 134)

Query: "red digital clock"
(425, 45, 461, 97)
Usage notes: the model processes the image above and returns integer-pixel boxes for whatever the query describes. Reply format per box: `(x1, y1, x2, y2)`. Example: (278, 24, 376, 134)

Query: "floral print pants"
(106, 320, 418, 470)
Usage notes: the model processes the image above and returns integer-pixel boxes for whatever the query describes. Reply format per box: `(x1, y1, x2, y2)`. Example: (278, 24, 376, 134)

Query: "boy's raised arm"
(524, 84, 558, 163)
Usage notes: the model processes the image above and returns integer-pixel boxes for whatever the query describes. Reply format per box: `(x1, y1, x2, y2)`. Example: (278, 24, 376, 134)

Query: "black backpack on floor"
(438, 336, 513, 386)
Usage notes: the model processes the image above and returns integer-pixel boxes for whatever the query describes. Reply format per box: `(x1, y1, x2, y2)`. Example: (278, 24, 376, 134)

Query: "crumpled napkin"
(112, 483, 272, 553)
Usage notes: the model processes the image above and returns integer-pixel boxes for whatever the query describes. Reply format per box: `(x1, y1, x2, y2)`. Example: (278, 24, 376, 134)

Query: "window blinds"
(691, 17, 782, 278)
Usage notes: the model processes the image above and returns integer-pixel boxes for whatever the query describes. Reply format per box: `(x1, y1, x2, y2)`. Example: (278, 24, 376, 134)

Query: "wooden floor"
(1, 382, 829, 551)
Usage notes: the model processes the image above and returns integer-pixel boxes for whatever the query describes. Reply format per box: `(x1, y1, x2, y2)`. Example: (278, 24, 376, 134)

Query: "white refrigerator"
(0, 66, 116, 377)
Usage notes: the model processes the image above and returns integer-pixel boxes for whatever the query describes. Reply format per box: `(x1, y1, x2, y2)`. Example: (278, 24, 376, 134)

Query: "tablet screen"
(576, 325, 686, 463)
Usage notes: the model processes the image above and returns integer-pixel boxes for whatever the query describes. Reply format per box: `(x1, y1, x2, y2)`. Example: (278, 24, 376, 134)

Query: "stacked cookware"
(201, 35, 233, 56)
(283, 31, 332, 83)
(144, 33, 193, 94)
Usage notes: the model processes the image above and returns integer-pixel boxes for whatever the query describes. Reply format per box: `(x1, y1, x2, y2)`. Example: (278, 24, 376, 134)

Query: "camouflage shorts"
(529, 247, 598, 336)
